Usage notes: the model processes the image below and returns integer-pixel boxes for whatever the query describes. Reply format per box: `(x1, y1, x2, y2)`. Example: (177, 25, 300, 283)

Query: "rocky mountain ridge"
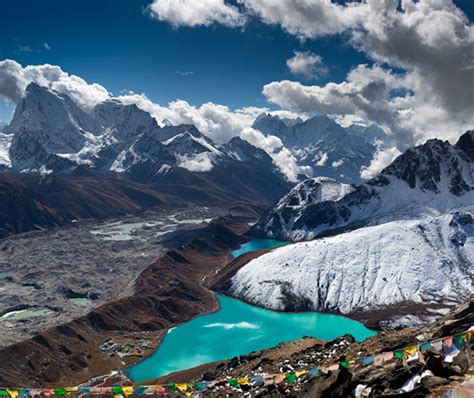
(252, 131, 474, 241)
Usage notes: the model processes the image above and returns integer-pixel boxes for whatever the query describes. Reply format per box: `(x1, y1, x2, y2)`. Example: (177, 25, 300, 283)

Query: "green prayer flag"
(0, 391, 8, 397)
(54, 389, 66, 397)
(111, 386, 123, 395)
(286, 373, 297, 384)
(166, 384, 177, 391)
(229, 379, 240, 388)
(394, 350, 403, 359)
(340, 360, 350, 369)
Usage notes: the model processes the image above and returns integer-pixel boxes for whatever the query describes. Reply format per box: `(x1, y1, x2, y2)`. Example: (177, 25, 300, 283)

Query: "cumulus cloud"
(239, 127, 312, 182)
(262, 1, 474, 148)
(360, 146, 401, 180)
(286, 51, 329, 80)
(148, 0, 245, 28)
(149, 0, 473, 152)
(240, 0, 366, 40)
(0, 59, 110, 110)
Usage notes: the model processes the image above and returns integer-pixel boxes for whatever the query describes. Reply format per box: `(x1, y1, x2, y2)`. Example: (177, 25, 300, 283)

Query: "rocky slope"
(0, 173, 65, 238)
(252, 131, 474, 241)
(253, 113, 390, 183)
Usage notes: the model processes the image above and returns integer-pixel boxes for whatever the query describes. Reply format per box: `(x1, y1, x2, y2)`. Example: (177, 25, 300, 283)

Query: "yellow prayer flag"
(238, 378, 249, 385)
(122, 386, 134, 396)
(176, 384, 187, 392)
(404, 345, 418, 358)
(295, 370, 307, 377)
(6, 390, 19, 398)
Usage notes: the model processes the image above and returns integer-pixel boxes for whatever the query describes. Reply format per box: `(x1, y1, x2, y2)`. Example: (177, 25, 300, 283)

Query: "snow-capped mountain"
(3, 83, 282, 177)
(252, 113, 390, 183)
(227, 210, 473, 327)
(252, 131, 474, 241)
(1, 83, 291, 205)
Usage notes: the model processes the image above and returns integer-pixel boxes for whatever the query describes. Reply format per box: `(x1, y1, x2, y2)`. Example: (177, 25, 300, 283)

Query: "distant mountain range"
(224, 131, 474, 327)
(253, 113, 392, 183)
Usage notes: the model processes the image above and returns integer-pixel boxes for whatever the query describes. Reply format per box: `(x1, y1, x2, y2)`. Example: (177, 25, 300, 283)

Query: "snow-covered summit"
(252, 131, 474, 241)
(252, 113, 387, 183)
(3, 84, 289, 184)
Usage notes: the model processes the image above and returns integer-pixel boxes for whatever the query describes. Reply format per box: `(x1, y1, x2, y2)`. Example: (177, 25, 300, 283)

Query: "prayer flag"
(394, 350, 403, 359)
(122, 386, 134, 396)
(111, 386, 123, 395)
(382, 352, 394, 362)
(251, 375, 264, 384)
(285, 373, 297, 384)
(53, 389, 66, 397)
(308, 368, 319, 377)
(194, 381, 207, 390)
(237, 378, 249, 385)
(340, 360, 350, 369)
(228, 379, 239, 389)
(374, 354, 384, 366)
(328, 364, 339, 371)
(295, 370, 307, 377)
(0, 391, 8, 397)
(432, 339, 443, 351)
(420, 342, 432, 351)
(6, 390, 18, 398)
(360, 356, 374, 366)
(176, 384, 187, 392)
(166, 384, 177, 392)
(453, 335, 466, 350)
(274, 374, 285, 384)
(404, 345, 418, 361)
(154, 386, 167, 395)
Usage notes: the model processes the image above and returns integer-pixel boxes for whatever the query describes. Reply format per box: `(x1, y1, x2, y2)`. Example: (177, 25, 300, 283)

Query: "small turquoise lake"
(230, 238, 288, 258)
(127, 239, 375, 382)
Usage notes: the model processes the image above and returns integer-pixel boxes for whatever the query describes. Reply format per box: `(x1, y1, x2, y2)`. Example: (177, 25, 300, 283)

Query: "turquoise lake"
(230, 238, 288, 258)
(127, 239, 376, 382)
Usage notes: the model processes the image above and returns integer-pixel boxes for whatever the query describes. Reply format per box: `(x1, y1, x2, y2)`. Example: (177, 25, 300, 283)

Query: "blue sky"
(0, 0, 370, 122)
(0, 0, 473, 150)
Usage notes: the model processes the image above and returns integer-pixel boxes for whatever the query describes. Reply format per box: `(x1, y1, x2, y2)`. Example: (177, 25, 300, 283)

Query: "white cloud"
(147, 0, 473, 149)
(331, 159, 344, 168)
(0, 59, 110, 111)
(315, 152, 328, 166)
(44, 43, 51, 50)
(239, 127, 312, 182)
(286, 51, 329, 80)
(176, 153, 214, 172)
(360, 146, 401, 180)
(148, 0, 245, 28)
(240, 0, 366, 40)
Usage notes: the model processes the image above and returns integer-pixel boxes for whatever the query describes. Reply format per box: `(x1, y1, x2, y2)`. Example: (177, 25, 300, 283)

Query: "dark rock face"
(0, 173, 65, 238)
(383, 134, 472, 196)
